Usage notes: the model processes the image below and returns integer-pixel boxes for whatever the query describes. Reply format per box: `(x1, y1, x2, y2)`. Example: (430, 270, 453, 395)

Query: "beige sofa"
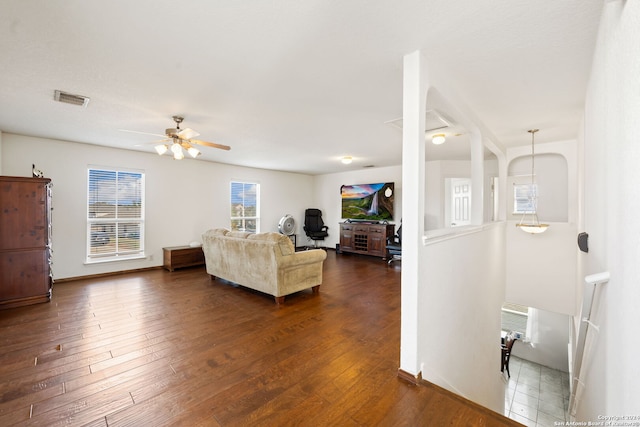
(201, 228, 327, 304)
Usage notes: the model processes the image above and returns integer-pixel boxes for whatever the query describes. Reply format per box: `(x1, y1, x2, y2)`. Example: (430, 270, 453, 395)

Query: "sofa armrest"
(279, 248, 327, 268)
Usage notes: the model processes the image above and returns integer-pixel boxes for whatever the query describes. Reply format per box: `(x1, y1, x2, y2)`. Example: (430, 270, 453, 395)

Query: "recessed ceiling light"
(341, 156, 353, 164)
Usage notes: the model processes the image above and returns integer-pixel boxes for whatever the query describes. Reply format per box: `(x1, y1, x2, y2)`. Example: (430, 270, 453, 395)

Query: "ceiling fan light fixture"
(124, 115, 231, 160)
(432, 134, 446, 145)
(341, 156, 353, 164)
(170, 142, 182, 154)
(187, 146, 200, 158)
(154, 144, 168, 155)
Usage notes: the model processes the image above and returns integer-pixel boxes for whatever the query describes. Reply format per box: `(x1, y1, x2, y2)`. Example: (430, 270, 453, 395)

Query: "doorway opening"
(445, 177, 471, 227)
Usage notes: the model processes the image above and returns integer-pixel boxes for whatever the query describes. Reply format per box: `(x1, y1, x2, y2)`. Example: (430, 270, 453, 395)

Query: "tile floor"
(504, 356, 570, 427)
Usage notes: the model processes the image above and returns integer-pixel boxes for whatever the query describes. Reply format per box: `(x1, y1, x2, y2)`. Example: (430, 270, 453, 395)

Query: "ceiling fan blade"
(177, 127, 200, 140)
(190, 139, 231, 151)
(120, 129, 168, 138)
(133, 138, 170, 147)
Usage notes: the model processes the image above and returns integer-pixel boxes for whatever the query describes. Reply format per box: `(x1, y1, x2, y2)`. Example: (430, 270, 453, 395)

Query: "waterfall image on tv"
(341, 182, 394, 221)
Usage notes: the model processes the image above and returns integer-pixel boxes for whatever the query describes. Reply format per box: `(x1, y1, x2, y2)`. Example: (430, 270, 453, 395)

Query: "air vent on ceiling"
(385, 109, 453, 132)
(54, 90, 90, 107)
(425, 109, 452, 131)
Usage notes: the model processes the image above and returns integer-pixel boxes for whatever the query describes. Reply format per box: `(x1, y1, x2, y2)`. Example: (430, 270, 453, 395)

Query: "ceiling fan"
(125, 115, 231, 160)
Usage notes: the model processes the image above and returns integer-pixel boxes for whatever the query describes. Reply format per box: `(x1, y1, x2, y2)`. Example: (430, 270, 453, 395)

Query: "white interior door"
(450, 178, 471, 227)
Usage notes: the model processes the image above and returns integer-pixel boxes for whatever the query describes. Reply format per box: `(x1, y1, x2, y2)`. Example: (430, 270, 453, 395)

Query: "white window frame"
(230, 181, 260, 233)
(86, 166, 145, 263)
(501, 302, 529, 341)
(513, 179, 538, 215)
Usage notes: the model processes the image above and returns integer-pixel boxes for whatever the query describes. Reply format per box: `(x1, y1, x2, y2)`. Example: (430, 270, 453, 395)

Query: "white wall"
(427, 160, 470, 230)
(313, 165, 402, 249)
(425, 161, 442, 230)
(419, 224, 507, 412)
(511, 308, 570, 372)
(507, 140, 578, 223)
(484, 158, 499, 223)
(426, 158, 499, 230)
(507, 153, 568, 222)
(1, 133, 314, 279)
(505, 139, 578, 316)
(505, 223, 577, 315)
(575, 0, 640, 419)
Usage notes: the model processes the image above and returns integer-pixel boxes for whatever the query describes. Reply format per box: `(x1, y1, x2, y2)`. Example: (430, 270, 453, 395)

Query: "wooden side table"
(163, 246, 205, 271)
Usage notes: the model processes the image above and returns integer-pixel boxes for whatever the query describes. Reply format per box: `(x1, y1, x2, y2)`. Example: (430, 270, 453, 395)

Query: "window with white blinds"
(87, 168, 145, 262)
(501, 302, 529, 337)
(230, 181, 259, 233)
(513, 183, 538, 214)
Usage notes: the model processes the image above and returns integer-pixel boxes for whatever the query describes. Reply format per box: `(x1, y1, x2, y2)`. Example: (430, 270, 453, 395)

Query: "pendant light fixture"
(516, 129, 549, 234)
(432, 133, 446, 145)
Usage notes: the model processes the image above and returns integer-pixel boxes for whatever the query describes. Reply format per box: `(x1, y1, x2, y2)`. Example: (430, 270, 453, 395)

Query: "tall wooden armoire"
(0, 176, 53, 309)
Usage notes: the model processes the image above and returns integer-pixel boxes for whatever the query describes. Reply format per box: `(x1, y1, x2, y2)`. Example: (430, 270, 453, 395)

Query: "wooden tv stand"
(339, 222, 395, 260)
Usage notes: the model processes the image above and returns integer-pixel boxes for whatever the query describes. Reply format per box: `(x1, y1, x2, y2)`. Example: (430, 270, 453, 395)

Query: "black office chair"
(303, 208, 329, 249)
(386, 223, 402, 265)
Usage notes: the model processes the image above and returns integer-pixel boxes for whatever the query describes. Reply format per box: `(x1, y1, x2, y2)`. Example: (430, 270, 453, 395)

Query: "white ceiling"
(0, 1, 603, 175)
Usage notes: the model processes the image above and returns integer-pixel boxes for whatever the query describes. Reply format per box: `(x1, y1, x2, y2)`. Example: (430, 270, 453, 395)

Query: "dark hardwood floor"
(0, 250, 520, 426)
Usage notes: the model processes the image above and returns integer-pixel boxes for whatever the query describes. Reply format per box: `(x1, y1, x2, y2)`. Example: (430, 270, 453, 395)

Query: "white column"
(399, 50, 429, 375)
(470, 132, 484, 225)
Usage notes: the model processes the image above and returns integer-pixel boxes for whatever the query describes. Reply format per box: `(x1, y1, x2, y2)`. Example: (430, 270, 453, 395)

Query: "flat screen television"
(341, 182, 394, 221)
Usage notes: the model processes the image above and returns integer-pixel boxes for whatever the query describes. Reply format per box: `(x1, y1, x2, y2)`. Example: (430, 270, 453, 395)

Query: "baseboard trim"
(398, 369, 520, 425)
(422, 379, 519, 424)
(397, 368, 422, 385)
(54, 266, 163, 283)
(0, 292, 51, 309)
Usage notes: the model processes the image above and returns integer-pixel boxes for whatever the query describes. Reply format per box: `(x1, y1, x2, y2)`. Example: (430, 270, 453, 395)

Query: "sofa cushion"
(207, 228, 229, 237)
(247, 232, 295, 256)
(227, 230, 251, 239)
